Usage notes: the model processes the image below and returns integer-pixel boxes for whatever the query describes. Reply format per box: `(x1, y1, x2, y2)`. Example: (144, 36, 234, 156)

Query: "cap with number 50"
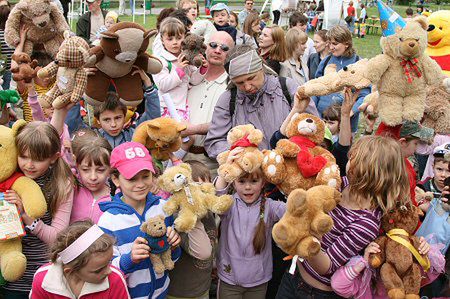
(110, 142, 155, 179)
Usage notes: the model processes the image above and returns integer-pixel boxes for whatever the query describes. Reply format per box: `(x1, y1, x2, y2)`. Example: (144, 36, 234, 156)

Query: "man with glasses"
(182, 31, 235, 174)
(238, 0, 254, 28)
(76, 0, 109, 45)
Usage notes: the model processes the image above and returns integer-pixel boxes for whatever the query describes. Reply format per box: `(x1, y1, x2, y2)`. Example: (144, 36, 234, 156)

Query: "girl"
(307, 29, 329, 80)
(280, 28, 309, 86)
(153, 17, 207, 121)
(276, 135, 411, 298)
(70, 133, 113, 224)
(258, 25, 287, 75)
(215, 159, 286, 299)
(1, 121, 75, 299)
(242, 13, 261, 49)
(229, 11, 239, 28)
(30, 221, 130, 298)
(178, 0, 198, 22)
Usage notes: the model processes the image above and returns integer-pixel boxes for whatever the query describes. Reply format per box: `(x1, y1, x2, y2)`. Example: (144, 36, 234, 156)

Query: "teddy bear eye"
(351, 70, 355, 74)
(439, 27, 443, 30)
(399, 37, 404, 42)
(114, 49, 121, 53)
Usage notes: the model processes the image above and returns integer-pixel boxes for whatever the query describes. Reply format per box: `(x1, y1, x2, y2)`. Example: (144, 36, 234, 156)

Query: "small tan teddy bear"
(140, 215, 174, 274)
(217, 124, 264, 183)
(159, 163, 234, 232)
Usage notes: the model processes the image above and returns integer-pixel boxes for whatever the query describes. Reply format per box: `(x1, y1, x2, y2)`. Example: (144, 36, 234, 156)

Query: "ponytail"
(252, 197, 267, 254)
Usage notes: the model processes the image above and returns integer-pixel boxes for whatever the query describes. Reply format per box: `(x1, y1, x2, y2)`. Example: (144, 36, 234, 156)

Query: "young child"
(210, 3, 238, 42)
(30, 220, 130, 298)
(92, 11, 119, 46)
(418, 143, 450, 198)
(323, 103, 341, 144)
(2, 121, 75, 298)
(214, 159, 286, 298)
(260, 12, 270, 29)
(276, 135, 411, 298)
(70, 133, 113, 224)
(97, 142, 181, 299)
(229, 11, 239, 28)
(167, 160, 217, 299)
(153, 17, 207, 121)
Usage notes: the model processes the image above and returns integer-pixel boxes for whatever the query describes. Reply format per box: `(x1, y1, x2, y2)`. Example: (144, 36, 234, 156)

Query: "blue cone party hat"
(377, 0, 406, 36)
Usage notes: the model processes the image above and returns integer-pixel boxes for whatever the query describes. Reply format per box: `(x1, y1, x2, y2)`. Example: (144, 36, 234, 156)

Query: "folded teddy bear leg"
(310, 213, 334, 235)
(53, 93, 72, 110)
(380, 263, 405, 299)
(207, 194, 234, 214)
(218, 163, 242, 183)
(240, 152, 261, 173)
(261, 150, 286, 185)
(38, 90, 56, 109)
(149, 253, 165, 274)
(403, 263, 421, 299)
(378, 94, 404, 126)
(161, 249, 175, 271)
(0, 240, 27, 282)
(401, 94, 426, 123)
(115, 74, 144, 107)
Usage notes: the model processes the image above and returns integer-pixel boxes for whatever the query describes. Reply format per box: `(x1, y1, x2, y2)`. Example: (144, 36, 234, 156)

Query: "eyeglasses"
(209, 42, 230, 52)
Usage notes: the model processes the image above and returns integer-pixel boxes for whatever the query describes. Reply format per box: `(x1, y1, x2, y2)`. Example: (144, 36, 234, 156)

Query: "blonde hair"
(266, 25, 287, 62)
(347, 136, 410, 214)
(160, 17, 186, 38)
(285, 28, 308, 60)
(326, 25, 355, 57)
(243, 12, 260, 38)
(16, 121, 75, 215)
(177, 0, 197, 9)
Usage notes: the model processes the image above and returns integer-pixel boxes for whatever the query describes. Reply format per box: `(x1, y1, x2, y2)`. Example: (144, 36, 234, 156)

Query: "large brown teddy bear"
(37, 32, 89, 109)
(159, 163, 233, 232)
(84, 22, 163, 107)
(0, 120, 47, 282)
(272, 185, 340, 258)
(4, 0, 69, 58)
(181, 34, 207, 68)
(10, 53, 38, 83)
(369, 202, 428, 299)
(261, 113, 341, 195)
(132, 117, 187, 161)
(422, 84, 450, 135)
(217, 124, 264, 183)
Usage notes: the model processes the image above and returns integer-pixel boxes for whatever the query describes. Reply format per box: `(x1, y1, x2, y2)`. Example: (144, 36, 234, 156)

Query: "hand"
(441, 186, 449, 203)
(19, 24, 29, 45)
(342, 87, 360, 117)
(181, 134, 195, 151)
(7, 107, 17, 121)
(363, 242, 380, 262)
(226, 147, 244, 164)
(418, 236, 430, 255)
(131, 66, 152, 88)
(131, 237, 150, 264)
(4, 190, 34, 225)
(200, 55, 208, 69)
(293, 94, 310, 113)
(166, 226, 181, 247)
(84, 67, 98, 76)
(177, 54, 190, 69)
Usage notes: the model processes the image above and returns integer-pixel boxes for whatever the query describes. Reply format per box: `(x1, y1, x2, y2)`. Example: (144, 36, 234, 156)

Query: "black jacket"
(76, 10, 108, 45)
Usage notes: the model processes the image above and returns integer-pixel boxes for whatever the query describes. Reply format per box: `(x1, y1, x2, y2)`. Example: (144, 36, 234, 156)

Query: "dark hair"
(360, 3, 365, 8)
(242, 12, 260, 38)
(406, 7, 414, 16)
(315, 29, 328, 42)
(185, 160, 211, 182)
(31, 51, 53, 67)
(0, 3, 10, 30)
(323, 103, 341, 122)
(169, 9, 193, 30)
(73, 135, 112, 167)
(434, 156, 449, 165)
(326, 25, 355, 57)
(94, 92, 127, 119)
(261, 12, 270, 20)
(157, 7, 176, 30)
(289, 12, 308, 28)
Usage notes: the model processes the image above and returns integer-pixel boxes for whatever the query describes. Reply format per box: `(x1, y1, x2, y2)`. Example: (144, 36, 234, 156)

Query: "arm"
(152, 59, 185, 93)
(330, 256, 369, 298)
(339, 87, 359, 146)
(27, 85, 46, 121)
(421, 55, 445, 87)
(4, 10, 22, 47)
(181, 220, 213, 260)
(50, 103, 74, 136)
(269, 199, 287, 222)
(286, 78, 319, 116)
(188, 61, 207, 86)
(76, 15, 90, 44)
(364, 54, 390, 84)
(280, 96, 312, 136)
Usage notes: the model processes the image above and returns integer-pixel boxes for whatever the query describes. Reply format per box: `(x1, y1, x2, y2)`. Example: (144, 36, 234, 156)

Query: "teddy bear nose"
(306, 118, 313, 123)
(159, 226, 163, 230)
(39, 21, 47, 27)
(409, 42, 416, 48)
(427, 24, 435, 32)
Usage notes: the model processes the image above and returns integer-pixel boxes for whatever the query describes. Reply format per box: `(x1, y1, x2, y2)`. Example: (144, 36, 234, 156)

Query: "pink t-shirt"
(70, 186, 111, 224)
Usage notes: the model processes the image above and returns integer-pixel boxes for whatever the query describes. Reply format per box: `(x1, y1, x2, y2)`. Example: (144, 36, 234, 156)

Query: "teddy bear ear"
(140, 222, 148, 232)
(413, 15, 428, 30)
(63, 30, 72, 40)
(11, 119, 27, 138)
(147, 121, 161, 130)
(158, 214, 165, 221)
(179, 163, 192, 172)
(101, 31, 119, 40)
(144, 29, 158, 40)
(176, 123, 187, 132)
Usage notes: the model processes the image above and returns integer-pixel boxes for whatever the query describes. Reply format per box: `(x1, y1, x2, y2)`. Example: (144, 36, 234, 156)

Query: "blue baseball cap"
(210, 3, 230, 15)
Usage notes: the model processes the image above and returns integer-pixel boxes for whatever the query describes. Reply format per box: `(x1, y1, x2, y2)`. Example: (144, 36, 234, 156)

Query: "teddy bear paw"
(218, 165, 242, 183)
(404, 295, 420, 299)
(174, 217, 196, 232)
(298, 236, 321, 258)
(387, 288, 405, 299)
(1, 251, 27, 282)
(316, 164, 340, 189)
(262, 151, 286, 184)
(162, 258, 175, 271)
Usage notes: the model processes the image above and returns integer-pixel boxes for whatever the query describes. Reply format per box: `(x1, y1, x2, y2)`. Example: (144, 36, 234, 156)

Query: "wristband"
(26, 219, 40, 232)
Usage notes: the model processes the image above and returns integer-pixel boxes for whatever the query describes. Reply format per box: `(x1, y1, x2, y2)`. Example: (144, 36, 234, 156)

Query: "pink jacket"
(30, 263, 130, 299)
(70, 186, 111, 224)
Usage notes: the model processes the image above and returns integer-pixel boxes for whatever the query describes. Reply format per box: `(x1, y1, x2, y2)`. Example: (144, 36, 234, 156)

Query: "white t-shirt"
(90, 13, 104, 43)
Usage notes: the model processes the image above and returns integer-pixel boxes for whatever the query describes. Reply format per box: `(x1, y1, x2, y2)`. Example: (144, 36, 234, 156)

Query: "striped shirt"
(0, 29, 14, 69)
(303, 205, 382, 285)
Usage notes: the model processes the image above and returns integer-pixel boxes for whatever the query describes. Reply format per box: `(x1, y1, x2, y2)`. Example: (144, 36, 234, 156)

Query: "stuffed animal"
(140, 215, 174, 274)
(159, 163, 233, 232)
(10, 53, 38, 83)
(132, 117, 187, 161)
(84, 22, 163, 107)
(369, 202, 429, 299)
(217, 124, 264, 183)
(0, 90, 20, 109)
(425, 10, 450, 76)
(272, 185, 340, 258)
(4, 0, 69, 58)
(181, 33, 207, 68)
(37, 31, 89, 109)
(190, 19, 217, 43)
(422, 85, 450, 135)
(0, 120, 47, 282)
(261, 113, 341, 195)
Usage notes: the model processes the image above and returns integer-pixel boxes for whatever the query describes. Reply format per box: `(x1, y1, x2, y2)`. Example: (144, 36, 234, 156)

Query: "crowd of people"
(0, 0, 448, 298)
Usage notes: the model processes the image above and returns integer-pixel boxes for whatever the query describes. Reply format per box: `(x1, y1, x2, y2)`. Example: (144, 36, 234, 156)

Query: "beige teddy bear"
(217, 124, 264, 183)
(159, 163, 233, 232)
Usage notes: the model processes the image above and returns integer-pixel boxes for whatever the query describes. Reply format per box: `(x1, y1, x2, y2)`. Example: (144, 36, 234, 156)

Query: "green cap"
(399, 121, 434, 141)
(324, 126, 333, 142)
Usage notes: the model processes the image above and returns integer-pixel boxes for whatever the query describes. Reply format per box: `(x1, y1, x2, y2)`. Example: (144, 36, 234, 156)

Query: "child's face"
(399, 138, 419, 158)
(105, 17, 115, 29)
(229, 14, 237, 27)
(18, 150, 59, 179)
(213, 10, 229, 27)
(433, 160, 450, 190)
(113, 170, 153, 203)
(233, 175, 265, 204)
(162, 33, 185, 56)
(325, 119, 339, 135)
(98, 108, 125, 137)
(70, 247, 113, 284)
(313, 34, 327, 53)
(78, 158, 110, 194)
(182, 2, 197, 22)
(329, 38, 348, 57)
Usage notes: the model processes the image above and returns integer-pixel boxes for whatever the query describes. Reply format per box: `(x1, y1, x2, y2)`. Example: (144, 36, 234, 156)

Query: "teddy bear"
(4, 0, 69, 58)
(140, 215, 174, 274)
(190, 19, 217, 43)
(422, 84, 450, 135)
(159, 163, 234, 232)
(272, 185, 340, 258)
(0, 90, 20, 109)
(217, 124, 264, 183)
(261, 113, 341, 195)
(181, 33, 207, 68)
(425, 10, 450, 76)
(132, 117, 187, 161)
(369, 202, 428, 299)
(10, 53, 38, 83)
(0, 120, 47, 282)
(37, 31, 89, 109)
(84, 22, 163, 107)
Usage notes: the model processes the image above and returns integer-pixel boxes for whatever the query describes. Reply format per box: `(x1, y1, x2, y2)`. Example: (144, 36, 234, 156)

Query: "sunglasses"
(209, 42, 229, 52)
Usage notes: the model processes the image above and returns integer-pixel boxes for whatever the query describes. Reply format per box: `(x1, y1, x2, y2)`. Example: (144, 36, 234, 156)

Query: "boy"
(406, 7, 414, 19)
(98, 142, 181, 299)
(288, 12, 316, 64)
(419, 143, 450, 196)
(210, 3, 237, 42)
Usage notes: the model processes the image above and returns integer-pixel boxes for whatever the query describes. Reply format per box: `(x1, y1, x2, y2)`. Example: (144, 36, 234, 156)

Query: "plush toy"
(422, 84, 450, 135)
(37, 32, 89, 109)
(181, 33, 207, 68)
(10, 53, 38, 83)
(272, 185, 340, 258)
(0, 90, 20, 109)
(140, 215, 174, 274)
(4, 0, 69, 58)
(132, 117, 187, 161)
(0, 120, 47, 282)
(190, 20, 217, 43)
(425, 10, 450, 76)
(369, 202, 429, 299)
(261, 113, 341, 195)
(84, 22, 163, 107)
(159, 163, 233, 232)
(217, 124, 264, 183)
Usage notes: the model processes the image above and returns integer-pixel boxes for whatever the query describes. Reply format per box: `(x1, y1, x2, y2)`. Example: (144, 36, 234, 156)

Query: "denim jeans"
(1, 71, 11, 90)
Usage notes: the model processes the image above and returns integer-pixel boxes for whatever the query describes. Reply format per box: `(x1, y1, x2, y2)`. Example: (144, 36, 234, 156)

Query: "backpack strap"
(167, 60, 172, 73)
(230, 87, 237, 118)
